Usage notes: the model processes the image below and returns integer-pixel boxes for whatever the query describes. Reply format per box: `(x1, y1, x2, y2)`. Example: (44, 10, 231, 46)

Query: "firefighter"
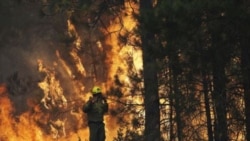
(83, 86, 108, 141)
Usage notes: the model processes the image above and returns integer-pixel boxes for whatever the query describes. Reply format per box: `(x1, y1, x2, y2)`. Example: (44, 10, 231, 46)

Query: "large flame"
(0, 83, 89, 140)
(0, 1, 141, 141)
(102, 1, 145, 137)
(0, 84, 49, 141)
(38, 59, 67, 110)
(67, 20, 87, 77)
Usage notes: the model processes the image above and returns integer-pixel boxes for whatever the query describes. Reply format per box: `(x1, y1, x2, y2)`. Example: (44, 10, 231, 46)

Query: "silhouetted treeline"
(116, 0, 250, 140)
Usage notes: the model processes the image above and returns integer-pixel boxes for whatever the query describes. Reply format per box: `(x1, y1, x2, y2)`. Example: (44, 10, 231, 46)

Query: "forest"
(0, 0, 250, 141)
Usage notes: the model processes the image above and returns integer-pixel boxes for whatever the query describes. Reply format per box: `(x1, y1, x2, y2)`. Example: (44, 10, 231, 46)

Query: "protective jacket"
(83, 97, 108, 122)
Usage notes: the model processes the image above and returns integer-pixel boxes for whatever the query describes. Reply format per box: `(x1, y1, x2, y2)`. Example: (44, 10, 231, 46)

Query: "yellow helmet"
(91, 86, 102, 95)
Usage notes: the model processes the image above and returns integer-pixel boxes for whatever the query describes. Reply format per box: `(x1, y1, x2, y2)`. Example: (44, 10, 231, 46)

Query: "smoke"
(0, 0, 142, 140)
(0, 1, 89, 140)
(0, 0, 68, 81)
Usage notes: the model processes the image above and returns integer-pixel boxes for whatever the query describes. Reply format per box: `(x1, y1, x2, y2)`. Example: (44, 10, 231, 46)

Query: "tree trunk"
(212, 49, 228, 141)
(139, 0, 161, 141)
(241, 40, 250, 141)
(173, 74, 182, 141)
(202, 70, 214, 141)
(169, 52, 183, 141)
(169, 79, 175, 141)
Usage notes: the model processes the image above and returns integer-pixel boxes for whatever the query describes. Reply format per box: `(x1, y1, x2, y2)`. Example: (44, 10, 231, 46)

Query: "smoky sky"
(0, 1, 73, 117)
(0, 1, 69, 83)
(0, 0, 111, 99)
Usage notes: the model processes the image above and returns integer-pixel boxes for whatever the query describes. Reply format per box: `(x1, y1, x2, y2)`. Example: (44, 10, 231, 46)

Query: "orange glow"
(0, 84, 48, 141)
(104, 2, 141, 88)
(67, 20, 87, 77)
(0, 1, 141, 141)
(56, 50, 73, 78)
(37, 59, 67, 109)
(102, 1, 144, 138)
(70, 49, 87, 77)
(0, 83, 94, 141)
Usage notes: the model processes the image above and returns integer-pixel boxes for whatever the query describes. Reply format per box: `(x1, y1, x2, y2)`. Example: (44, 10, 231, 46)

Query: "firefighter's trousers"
(88, 121, 106, 141)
